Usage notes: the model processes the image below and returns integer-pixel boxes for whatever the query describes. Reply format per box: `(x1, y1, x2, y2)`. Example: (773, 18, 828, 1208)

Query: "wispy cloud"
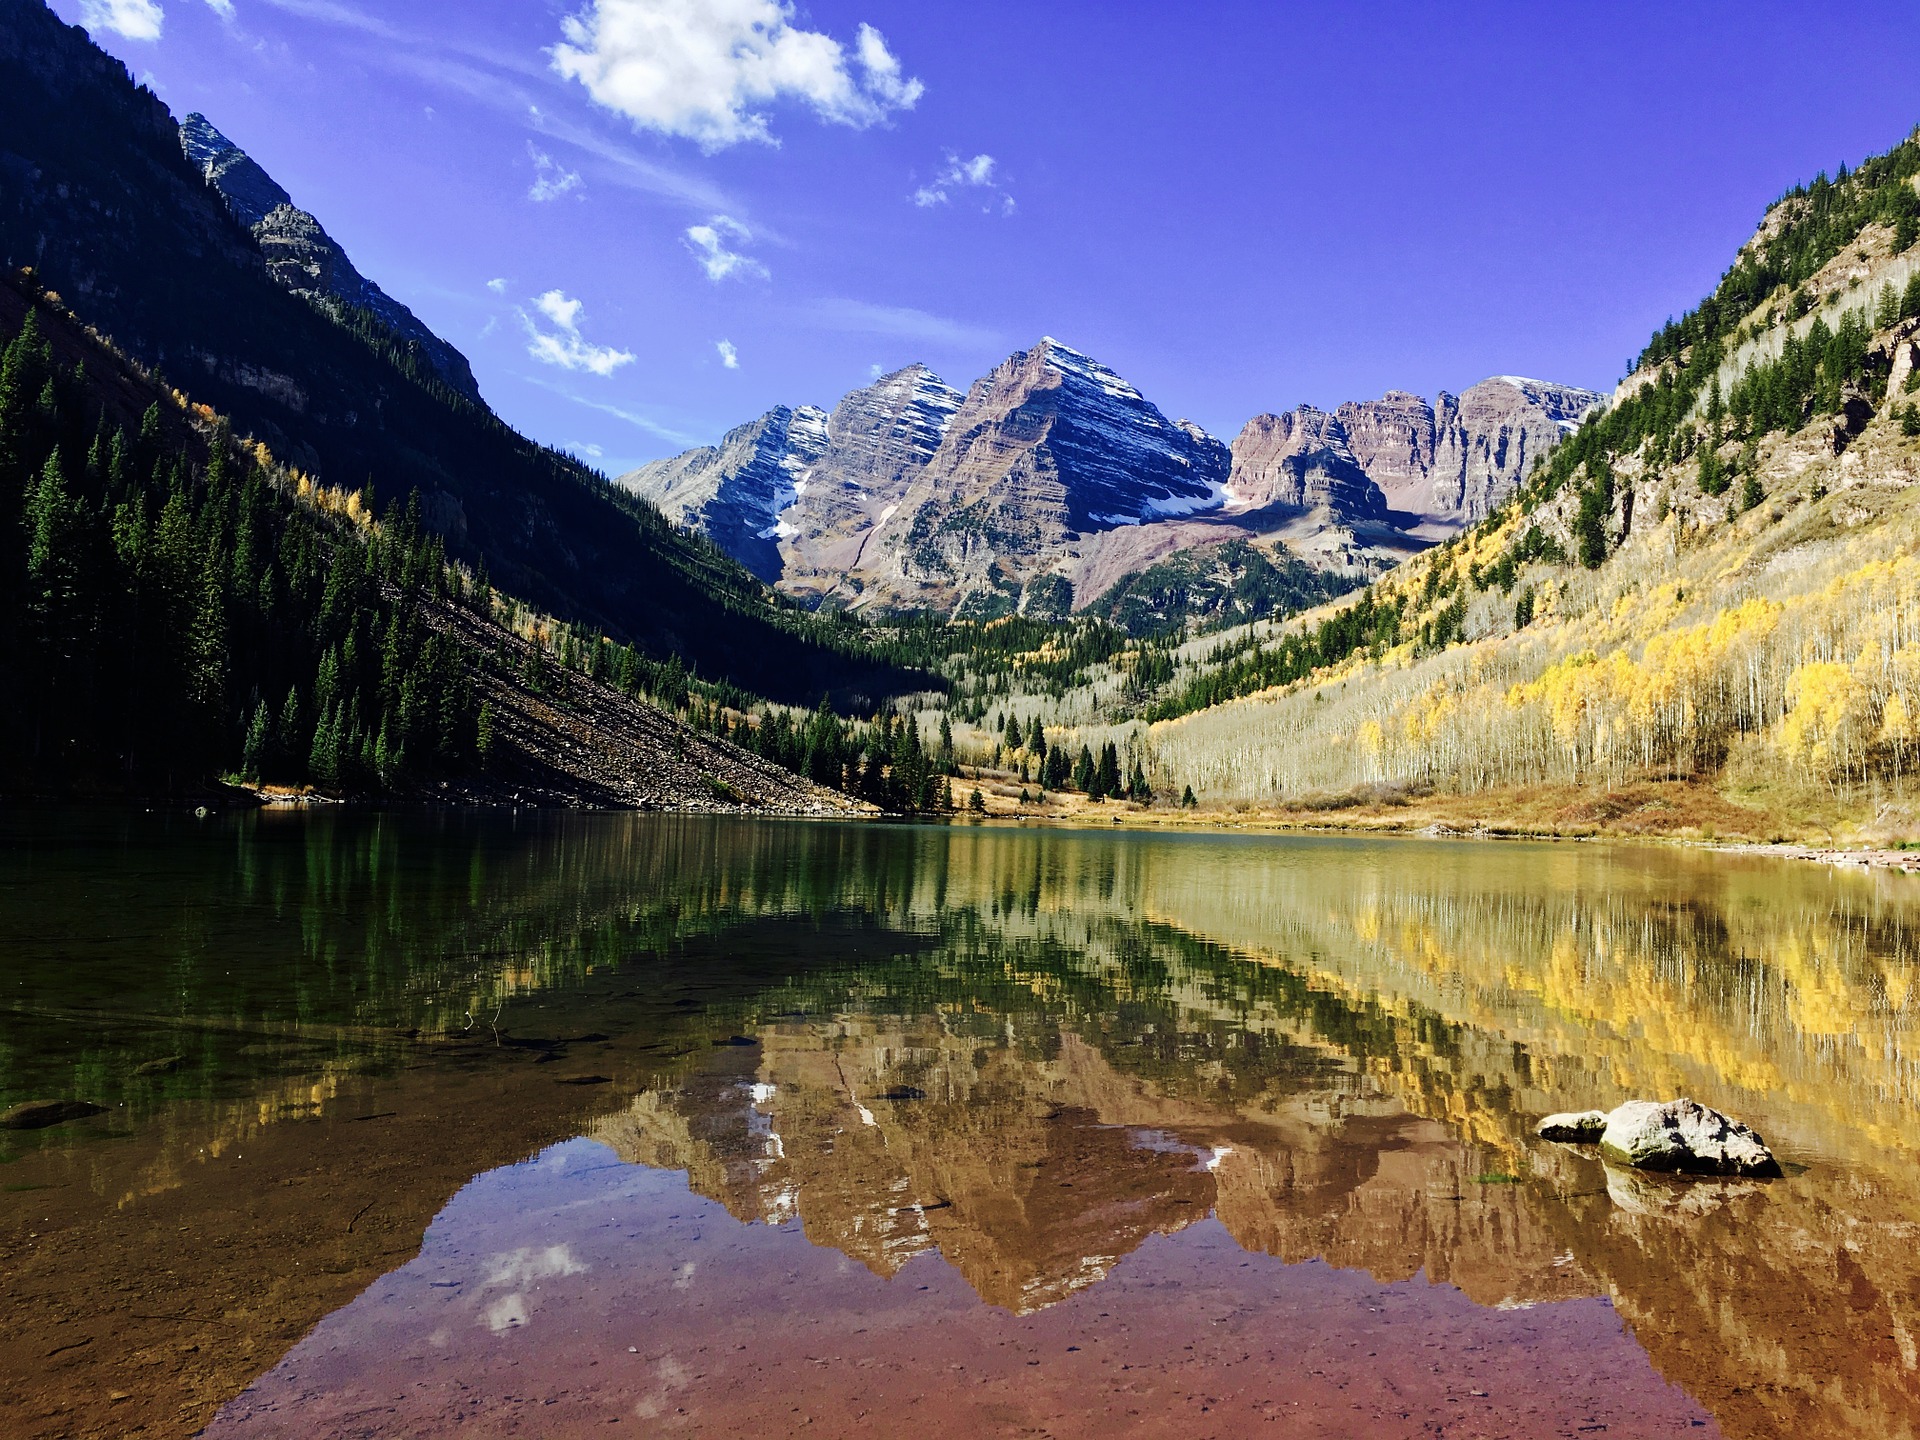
(684, 216, 767, 282)
(525, 106, 735, 213)
(257, 0, 733, 213)
(805, 298, 1001, 349)
(80, 0, 165, 40)
(487, 277, 509, 294)
(551, 0, 922, 152)
(527, 145, 583, 202)
(205, 0, 235, 19)
(715, 339, 739, 369)
(522, 376, 697, 446)
(520, 289, 635, 377)
(913, 151, 1015, 215)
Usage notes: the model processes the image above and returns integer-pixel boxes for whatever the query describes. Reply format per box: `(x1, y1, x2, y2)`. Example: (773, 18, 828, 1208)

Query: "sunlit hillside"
(1027, 130, 1920, 838)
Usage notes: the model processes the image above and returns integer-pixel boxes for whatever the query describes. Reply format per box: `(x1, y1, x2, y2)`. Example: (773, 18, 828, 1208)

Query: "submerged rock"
(1, 1099, 106, 1130)
(1598, 1099, 1781, 1177)
(1536, 1110, 1609, 1142)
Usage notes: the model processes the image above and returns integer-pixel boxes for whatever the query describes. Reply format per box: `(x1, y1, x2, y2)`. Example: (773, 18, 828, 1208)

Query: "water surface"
(4, 812, 1918, 1438)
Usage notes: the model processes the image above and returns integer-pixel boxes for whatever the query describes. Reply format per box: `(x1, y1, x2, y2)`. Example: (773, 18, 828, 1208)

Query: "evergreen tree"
(1127, 760, 1152, 803)
(242, 699, 272, 780)
(186, 535, 229, 721)
(1072, 744, 1095, 794)
(803, 696, 843, 786)
(1575, 461, 1615, 566)
(476, 699, 497, 765)
(1094, 741, 1121, 799)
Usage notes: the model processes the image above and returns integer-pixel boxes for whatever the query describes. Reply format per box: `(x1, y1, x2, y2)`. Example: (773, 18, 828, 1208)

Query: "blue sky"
(56, 0, 1920, 474)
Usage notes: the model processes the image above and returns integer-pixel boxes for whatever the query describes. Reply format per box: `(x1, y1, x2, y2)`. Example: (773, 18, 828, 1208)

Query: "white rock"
(1597, 1098, 1780, 1177)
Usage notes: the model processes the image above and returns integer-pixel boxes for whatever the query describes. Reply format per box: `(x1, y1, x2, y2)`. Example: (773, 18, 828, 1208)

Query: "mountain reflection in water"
(6, 813, 1920, 1438)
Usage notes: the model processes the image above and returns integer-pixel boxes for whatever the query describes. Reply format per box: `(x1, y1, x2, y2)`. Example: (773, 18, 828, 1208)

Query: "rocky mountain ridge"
(621, 346, 1602, 620)
(178, 113, 483, 405)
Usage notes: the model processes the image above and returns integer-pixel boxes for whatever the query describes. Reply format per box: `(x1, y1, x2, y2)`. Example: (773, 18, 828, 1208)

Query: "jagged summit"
(178, 111, 483, 405)
(179, 114, 294, 227)
(623, 337, 1599, 618)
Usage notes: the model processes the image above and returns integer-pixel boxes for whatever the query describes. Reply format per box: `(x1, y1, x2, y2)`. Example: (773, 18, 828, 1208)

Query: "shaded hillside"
(0, 273, 852, 814)
(0, 0, 919, 708)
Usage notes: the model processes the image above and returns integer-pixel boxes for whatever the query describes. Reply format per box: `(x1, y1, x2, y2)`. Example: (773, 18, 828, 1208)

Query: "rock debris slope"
(620, 341, 1602, 618)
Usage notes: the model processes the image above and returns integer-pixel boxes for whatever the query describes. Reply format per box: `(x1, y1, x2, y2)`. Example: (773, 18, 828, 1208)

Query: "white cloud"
(715, 339, 739, 369)
(487, 277, 509, 294)
(684, 216, 766, 282)
(912, 151, 1014, 214)
(570, 440, 605, 460)
(521, 289, 635, 377)
(528, 145, 584, 202)
(80, 0, 165, 40)
(805, 298, 1001, 350)
(550, 0, 923, 151)
(205, 0, 235, 18)
(868, 362, 883, 379)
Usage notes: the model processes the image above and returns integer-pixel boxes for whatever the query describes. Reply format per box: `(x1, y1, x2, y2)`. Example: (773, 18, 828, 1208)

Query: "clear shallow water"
(4, 811, 1920, 1438)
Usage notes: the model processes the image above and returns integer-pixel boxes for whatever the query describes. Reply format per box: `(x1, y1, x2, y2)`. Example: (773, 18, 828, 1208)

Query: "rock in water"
(1, 1099, 106, 1130)
(1536, 1109, 1609, 1141)
(1598, 1098, 1781, 1177)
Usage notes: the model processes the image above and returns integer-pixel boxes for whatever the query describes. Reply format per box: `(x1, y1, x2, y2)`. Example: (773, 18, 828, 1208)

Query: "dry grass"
(950, 765, 1920, 855)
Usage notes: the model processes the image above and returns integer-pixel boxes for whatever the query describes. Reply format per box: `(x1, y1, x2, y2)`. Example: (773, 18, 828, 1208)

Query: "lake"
(4, 811, 1918, 1438)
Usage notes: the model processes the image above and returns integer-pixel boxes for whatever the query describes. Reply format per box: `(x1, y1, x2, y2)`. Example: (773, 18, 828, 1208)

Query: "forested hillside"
(0, 273, 855, 811)
(889, 128, 1920, 840)
(1113, 129, 1920, 836)
(0, 0, 917, 710)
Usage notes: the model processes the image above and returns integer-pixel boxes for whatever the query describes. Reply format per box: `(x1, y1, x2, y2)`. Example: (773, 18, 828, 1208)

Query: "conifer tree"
(242, 699, 272, 780)
(476, 699, 497, 765)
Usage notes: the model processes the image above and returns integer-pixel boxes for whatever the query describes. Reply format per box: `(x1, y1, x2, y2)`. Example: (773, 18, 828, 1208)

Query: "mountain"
(0, 0, 916, 708)
(774, 363, 965, 604)
(622, 404, 829, 583)
(1224, 406, 1390, 520)
(177, 113, 482, 406)
(622, 344, 1601, 622)
(1120, 127, 1920, 838)
(856, 339, 1233, 616)
(0, 272, 852, 812)
(1334, 377, 1602, 526)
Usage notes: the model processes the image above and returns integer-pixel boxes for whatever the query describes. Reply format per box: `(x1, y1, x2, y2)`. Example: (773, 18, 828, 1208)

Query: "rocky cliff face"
(1336, 377, 1602, 524)
(859, 339, 1232, 614)
(622, 340, 1600, 618)
(178, 113, 483, 406)
(775, 364, 963, 603)
(622, 405, 829, 582)
(1225, 406, 1390, 522)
